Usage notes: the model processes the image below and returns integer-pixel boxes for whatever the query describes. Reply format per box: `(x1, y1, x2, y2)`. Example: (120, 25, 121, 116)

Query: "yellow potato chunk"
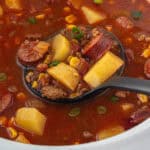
(15, 107, 47, 136)
(84, 51, 124, 88)
(47, 63, 80, 91)
(97, 125, 124, 140)
(52, 34, 70, 61)
(0, 5, 3, 17)
(81, 6, 106, 24)
(5, 0, 22, 10)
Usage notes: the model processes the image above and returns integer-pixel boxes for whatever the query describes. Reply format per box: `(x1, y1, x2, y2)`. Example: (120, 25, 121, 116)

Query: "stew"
(0, 0, 150, 145)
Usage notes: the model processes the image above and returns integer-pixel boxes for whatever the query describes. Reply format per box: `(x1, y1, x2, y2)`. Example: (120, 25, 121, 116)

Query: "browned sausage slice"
(17, 40, 49, 65)
(0, 93, 13, 113)
(82, 33, 113, 60)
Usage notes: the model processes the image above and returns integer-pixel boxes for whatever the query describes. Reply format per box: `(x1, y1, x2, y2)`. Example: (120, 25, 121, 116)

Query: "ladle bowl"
(22, 27, 150, 104)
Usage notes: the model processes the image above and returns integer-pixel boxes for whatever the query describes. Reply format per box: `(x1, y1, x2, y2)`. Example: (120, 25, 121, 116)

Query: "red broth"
(0, 0, 150, 145)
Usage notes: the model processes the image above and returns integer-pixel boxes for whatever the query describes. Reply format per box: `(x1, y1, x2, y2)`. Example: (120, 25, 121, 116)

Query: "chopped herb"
(97, 105, 107, 115)
(131, 10, 142, 20)
(0, 73, 7, 82)
(110, 96, 119, 103)
(93, 0, 104, 4)
(49, 61, 60, 67)
(28, 17, 37, 24)
(68, 107, 80, 117)
(72, 27, 84, 40)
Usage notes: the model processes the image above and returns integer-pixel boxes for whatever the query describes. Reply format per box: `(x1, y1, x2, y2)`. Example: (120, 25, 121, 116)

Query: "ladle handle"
(104, 77, 150, 95)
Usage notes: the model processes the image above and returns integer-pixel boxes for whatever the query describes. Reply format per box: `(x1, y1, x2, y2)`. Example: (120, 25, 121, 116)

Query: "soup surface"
(0, 0, 150, 145)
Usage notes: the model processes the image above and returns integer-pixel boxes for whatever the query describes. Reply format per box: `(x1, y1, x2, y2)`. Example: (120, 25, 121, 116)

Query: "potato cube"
(97, 125, 124, 140)
(15, 107, 47, 136)
(84, 51, 124, 88)
(81, 6, 106, 24)
(47, 63, 80, 91)
(5, 0, 22, 10)
(52, 34, 70, 61)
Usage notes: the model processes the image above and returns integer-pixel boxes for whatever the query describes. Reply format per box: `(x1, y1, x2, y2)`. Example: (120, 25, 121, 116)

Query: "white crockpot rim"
(0, 118, 150, 149)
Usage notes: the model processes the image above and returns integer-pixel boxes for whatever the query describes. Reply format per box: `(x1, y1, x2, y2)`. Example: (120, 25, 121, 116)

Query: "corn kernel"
(121, 103, 134, 112)
(69, 93, 80, 98)
(38, 73, 45, 80)
(66, 24, 76, 29)
(16, 92, 27, 102)
(35, 14, 45, 20)
(7, 127, 18, 139)
(67, 56, 73, 63)
(63, 7, 71, 13)
(65, 14, 77, 24)
(69, 57, 80, 68)
(0, 116, 8, 127)
(32, 81, 38, 89)
(44, 55, 52, 64)
(141, 46, 150, 58)
(137, 93, 148, 103)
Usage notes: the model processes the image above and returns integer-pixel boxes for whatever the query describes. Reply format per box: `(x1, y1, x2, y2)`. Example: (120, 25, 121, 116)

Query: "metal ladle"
(23, 28, 150, 103)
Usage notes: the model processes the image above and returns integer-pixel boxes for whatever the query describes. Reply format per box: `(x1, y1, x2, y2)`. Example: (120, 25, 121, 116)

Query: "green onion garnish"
(131, 10, 142, 20)
(72, 27, 84, 41)
(68, 107, 81, 117)
(49, 61, 60, 67)
(28, 17, 37, 24)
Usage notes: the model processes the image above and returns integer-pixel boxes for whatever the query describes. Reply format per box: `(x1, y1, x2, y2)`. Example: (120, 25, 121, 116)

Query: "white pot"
(0, 119, 150, 150)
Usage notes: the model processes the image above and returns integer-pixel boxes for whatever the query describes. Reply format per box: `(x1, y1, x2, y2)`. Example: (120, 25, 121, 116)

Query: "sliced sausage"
(116, 16, 134, 29)
(130, 106, 150, 125)
(144, 59, 150, 78)
(17, 40, 49, 65)
(0, 93, 13, 113)
(41, 86, 67, 100)
(82, 33, 113, 60)
(125, 48, 134, 63)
